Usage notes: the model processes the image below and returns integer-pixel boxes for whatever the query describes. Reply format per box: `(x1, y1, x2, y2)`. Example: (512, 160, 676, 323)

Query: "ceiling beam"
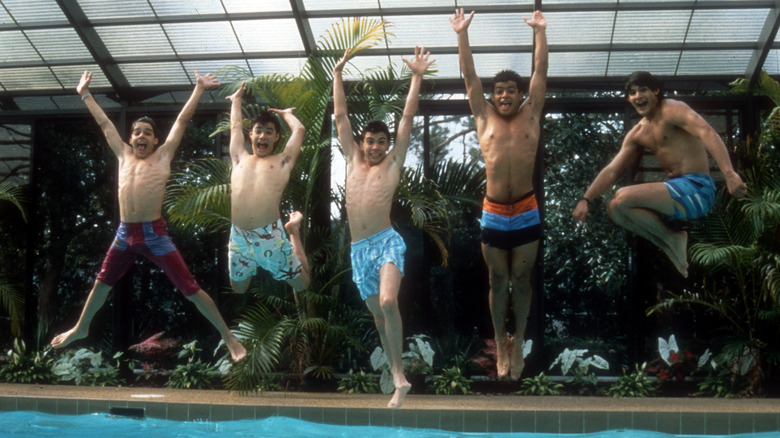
(54, 0, 132, 101)
(289, 0, 316, 56)
(746, 0, 780, 85)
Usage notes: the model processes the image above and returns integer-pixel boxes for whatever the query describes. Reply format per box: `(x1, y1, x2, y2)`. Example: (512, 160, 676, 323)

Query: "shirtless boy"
(451, 8, 548, 380)
(226, 84, 309, 295)
(572, 71, 748, 277)
(333, 46, 433, 408)
(51, 70, 246, 362)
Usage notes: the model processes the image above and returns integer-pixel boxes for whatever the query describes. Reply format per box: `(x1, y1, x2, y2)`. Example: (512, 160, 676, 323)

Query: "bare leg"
(186, 289, 246, 362)
(608, 183, 688, 277)
(365, 263, 410, 409)
(284, 211, 310, 292)
(482, 243, 511, 380)
(508, 241, 538, 380)
(51, 280, 113, 348)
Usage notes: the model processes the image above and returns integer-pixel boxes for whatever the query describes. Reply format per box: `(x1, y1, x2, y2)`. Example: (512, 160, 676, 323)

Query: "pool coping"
(1, 383, 779, 434)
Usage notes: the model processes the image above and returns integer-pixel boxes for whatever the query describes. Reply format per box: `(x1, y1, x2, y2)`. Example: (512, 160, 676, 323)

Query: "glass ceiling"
(1, 0, 779, 112)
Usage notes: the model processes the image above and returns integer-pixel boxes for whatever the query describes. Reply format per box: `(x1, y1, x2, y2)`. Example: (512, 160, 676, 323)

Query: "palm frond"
(0, 181, 26, 222)
(395, 167, 451, 265)
(165, 158, 231, 233)
(0, 276, 24, 337)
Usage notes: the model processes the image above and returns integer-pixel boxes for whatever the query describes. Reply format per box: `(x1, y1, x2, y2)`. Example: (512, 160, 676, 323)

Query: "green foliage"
(517, 372, 563, 396)
(165, 340, 217, 390)
(542, 112, 629, 341)
(696, 366, 744, 398)
(337, 369, 379, 394)
(430, 366, 472, 395)
(0, 181, 26, 337)
(0, 339, 55, 384)
(51, 348, 125, 387)
(606, 365, 655, 398)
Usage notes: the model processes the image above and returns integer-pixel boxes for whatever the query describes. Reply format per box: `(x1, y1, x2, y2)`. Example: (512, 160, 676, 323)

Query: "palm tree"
(165, 17, 460, 391)
(0, 181, 27, 337)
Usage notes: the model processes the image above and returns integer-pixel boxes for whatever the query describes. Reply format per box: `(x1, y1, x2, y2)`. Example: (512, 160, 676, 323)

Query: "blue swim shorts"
(664, 173, 717, 221)
(228, 219, 303, 282)
(350, 227, 406, 301)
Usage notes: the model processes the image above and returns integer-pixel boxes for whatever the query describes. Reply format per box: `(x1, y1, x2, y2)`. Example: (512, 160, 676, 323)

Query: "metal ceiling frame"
(1, 0, 779, 106)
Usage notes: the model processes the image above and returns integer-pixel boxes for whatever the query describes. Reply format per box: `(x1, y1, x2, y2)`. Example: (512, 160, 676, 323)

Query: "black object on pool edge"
(108, 407, 145, 419)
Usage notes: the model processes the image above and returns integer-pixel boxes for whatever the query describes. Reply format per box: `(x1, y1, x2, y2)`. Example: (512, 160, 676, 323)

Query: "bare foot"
(50, 327, 86, 349)
(495, 335, 510, 380)
(509, 338, 525, 380)
(387, 383, 411, 409)
(666, 230, 689, 277)
(284, 211, 303, 235)
(227, 337, 247, 362)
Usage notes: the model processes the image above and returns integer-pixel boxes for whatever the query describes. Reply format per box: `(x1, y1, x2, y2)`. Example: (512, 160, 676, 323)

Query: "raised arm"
(333, 49, 358, 161)
(450, 9, 488, 119)
(77, 71, 125, 157)
(572, 134, 643, 223)
(227, 82, 248, 165)
(158, 70, 220, 158)
(524, 10, 548, 117)
(391, 46, 434, 164)
(671, 101, 748, 198)
(270, 107, 305, 165)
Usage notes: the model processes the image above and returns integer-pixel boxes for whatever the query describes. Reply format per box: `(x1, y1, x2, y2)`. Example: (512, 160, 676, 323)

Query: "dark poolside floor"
(1, 383, 779, 435)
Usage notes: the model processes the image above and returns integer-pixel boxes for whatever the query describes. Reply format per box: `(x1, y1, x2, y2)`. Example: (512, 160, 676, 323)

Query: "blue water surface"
(0, 411, 775, 438)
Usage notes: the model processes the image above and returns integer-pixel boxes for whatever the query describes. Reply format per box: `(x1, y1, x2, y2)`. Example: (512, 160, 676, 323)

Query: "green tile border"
(0, 395, 779, 434)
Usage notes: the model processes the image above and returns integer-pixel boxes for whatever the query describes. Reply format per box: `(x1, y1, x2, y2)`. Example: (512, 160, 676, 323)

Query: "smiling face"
(627, 84, 660, 117)
(249, 121, 280, 158)
(360, 131, 390, 166)
(491, 80, 522, 117)
(129, 121, 158, 158)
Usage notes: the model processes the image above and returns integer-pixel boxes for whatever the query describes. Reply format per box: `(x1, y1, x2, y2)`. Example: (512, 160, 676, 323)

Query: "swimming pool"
(0, 411, 776, 438)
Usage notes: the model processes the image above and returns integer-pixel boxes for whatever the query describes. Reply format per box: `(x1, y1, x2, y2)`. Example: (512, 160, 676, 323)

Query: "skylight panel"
(380, 14, 458, 49)
(686, 9, 768, 43)
(1, 0, 66, 24)
(545, 11, 614, 46)
(0, 66, 59, 91)
(472, 53, 532, 78)
(95, 25, 176, 57)
(163, 21, 241, 55)
(0, 30, 40, 63)
(222, 0, 291, 13)
(25, 28, 91, 61)
(245, 58, 307, 77)
(232, 19, 305, 52)
(613, 10, 689, 44)
(677, 50, 752, 76)
(549, 52, 608, 77)
(119, 62, 191, 86)
(467, 13, 530, 46)
(302, 0, 380, 11)
(149, 0, 226, 16)
(78, 0, 154, 20)
(764, 50, 780, 76)
(607, 51, 680, 76)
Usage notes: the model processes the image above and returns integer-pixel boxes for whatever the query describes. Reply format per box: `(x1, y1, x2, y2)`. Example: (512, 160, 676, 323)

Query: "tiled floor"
(1, 383, 779, 434)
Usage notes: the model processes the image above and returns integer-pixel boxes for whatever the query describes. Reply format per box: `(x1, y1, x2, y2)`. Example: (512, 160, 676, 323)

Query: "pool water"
(0, 411, 775, 438)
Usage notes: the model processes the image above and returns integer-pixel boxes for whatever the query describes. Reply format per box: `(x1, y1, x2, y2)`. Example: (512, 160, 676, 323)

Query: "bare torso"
(230, 153, 292, 230)
(345, 154, 399, 242)
(478, 106, 539, 202)
(628, 99, 711, 178)
(117, 152, 170, 222)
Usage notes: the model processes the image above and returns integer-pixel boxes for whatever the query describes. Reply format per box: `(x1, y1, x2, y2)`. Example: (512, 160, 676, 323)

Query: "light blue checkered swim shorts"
(664, 173, 717, 221)
(350, 227, 406, 301)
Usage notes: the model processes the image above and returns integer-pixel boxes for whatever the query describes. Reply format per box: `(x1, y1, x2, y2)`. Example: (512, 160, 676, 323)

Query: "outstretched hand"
(450, 8, 474, 34)
(195, 70, 220, 89)
(402, 46, 433, 76)
(226, 82, 245, 102)
(523, 10, 546, 30)
(334, 48, 351, 74)
(77, 70, 92, 95)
